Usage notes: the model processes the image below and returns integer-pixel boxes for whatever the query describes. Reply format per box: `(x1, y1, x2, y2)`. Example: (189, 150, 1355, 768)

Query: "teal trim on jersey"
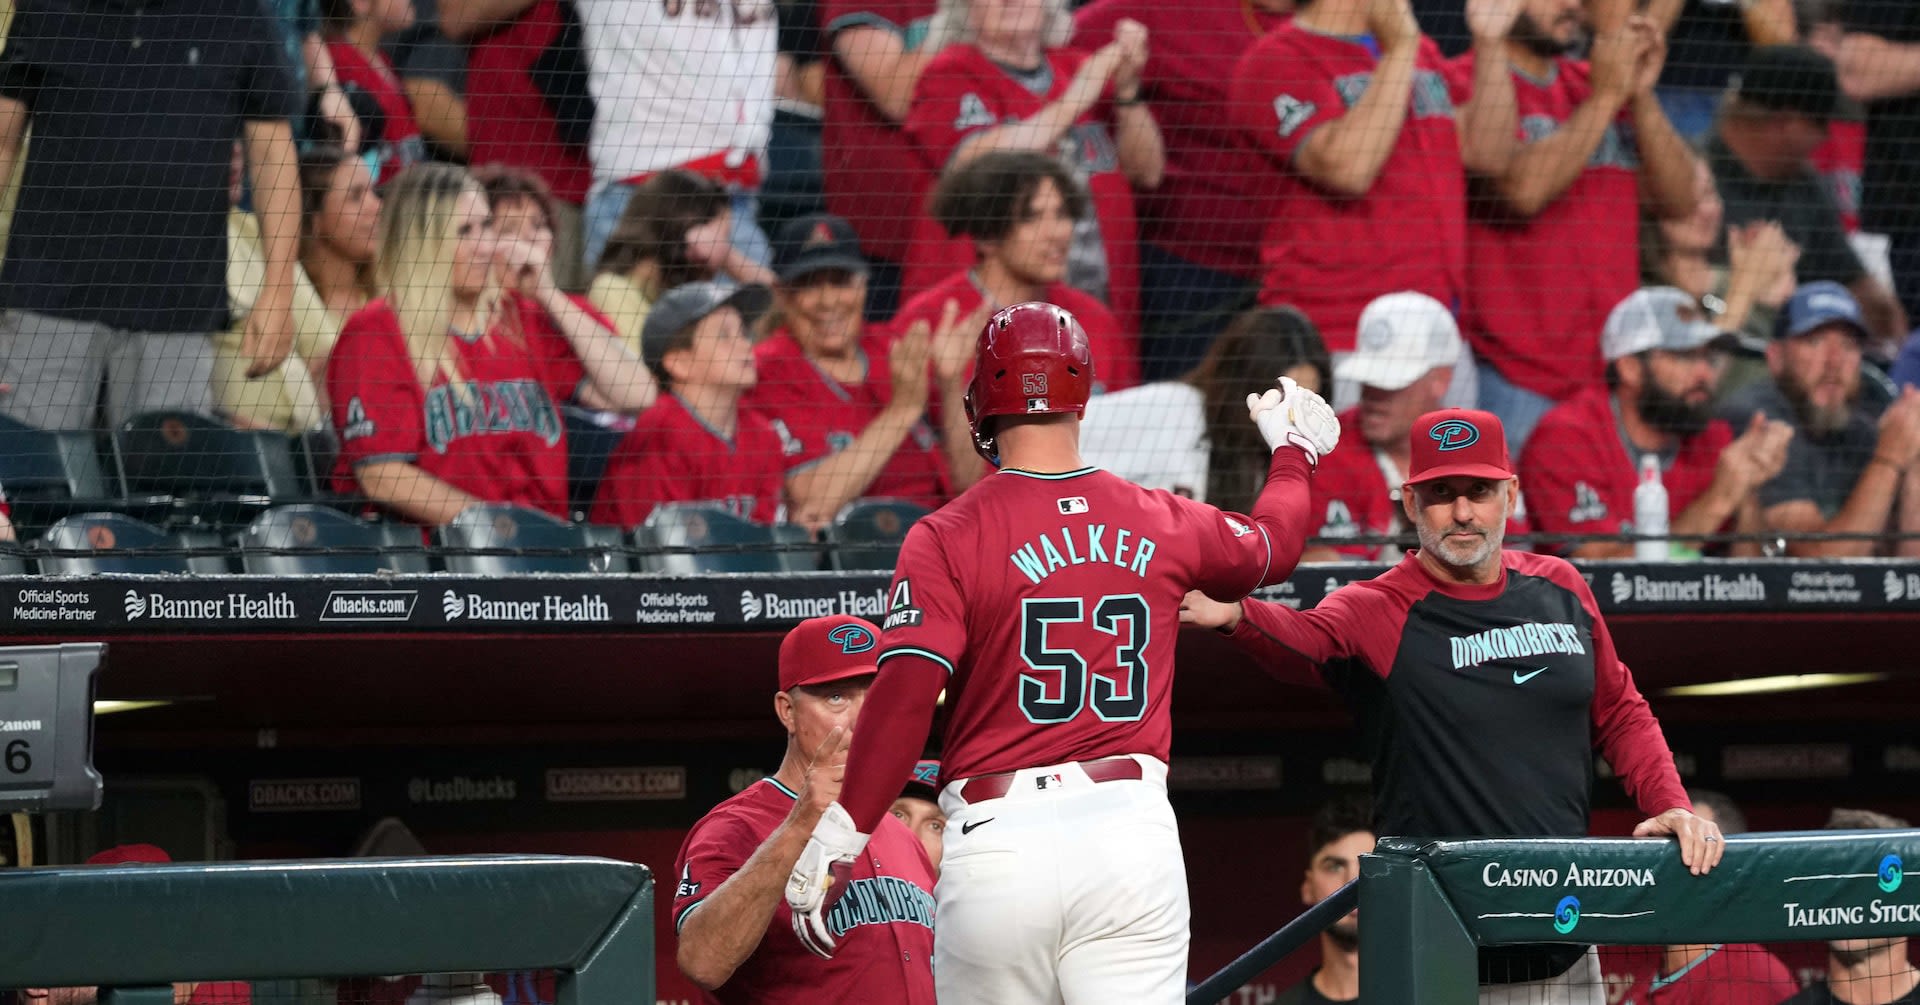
(674, 898, 705, 934)
(997, 467, 1098, 481)
(879, 646, 955, 675)
(765, 777, 800, 800)
(1649, 945, 1722, 991)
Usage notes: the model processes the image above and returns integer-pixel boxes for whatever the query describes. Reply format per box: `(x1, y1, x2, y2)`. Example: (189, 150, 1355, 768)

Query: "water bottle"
(1633, 455, 1670, 562)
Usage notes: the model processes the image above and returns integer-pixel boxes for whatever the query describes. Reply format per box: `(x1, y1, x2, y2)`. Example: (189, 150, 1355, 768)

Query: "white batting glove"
(785, 801, 870, 958)
(1247, 375, 1340, 465)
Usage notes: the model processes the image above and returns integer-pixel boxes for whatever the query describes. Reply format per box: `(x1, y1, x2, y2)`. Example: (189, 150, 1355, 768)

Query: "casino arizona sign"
(1482, 862, 1658, 888)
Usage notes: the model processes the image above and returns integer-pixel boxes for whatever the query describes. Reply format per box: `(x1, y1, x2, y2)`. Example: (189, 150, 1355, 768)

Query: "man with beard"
(1179, 407, 1722, 1005)
(1720, 281, 1920, 557)
(1447, 0, 1698, 456)
(1274, 796, 1374, 1005)
(1519, 287, 1794, 559)
(1780, 808, 1919, 1005)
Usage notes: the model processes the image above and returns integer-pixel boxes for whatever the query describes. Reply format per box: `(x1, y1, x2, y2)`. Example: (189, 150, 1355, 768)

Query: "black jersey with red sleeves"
(1230, 550, 1688, 841)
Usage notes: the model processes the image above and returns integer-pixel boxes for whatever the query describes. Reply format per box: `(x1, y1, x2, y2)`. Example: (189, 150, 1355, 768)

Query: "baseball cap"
(901, 760, 942, 802)
(87, 843, 172, 865)
(1406, 409, 1513, 485)
(639, 280, 773, 373)
(772, 214, 869, 284)
(1601, 287, 1734, 361)
(1776, 280, 1868, 341)
(1733, 45, 1839, 122)
(1334, 292, 1463, 391)
(778, 614, 882, 691)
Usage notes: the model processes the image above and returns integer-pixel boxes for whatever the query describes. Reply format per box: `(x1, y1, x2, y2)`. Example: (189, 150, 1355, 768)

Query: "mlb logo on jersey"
(1058, 496, 1090, 515)
(1035, 773, 1064, 791)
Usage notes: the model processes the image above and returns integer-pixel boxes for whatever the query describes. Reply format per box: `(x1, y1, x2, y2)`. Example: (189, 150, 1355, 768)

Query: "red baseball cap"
(1406, 409, 1514, 485)
(778, 615, 882, 691)
(87, 843, 172, 866)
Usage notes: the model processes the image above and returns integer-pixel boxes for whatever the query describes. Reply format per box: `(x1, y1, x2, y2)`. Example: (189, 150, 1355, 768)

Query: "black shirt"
(1720, 377, 1881, 520)
(1660, 0, 1750, 91)
(1273, 973, 1354, 1005)
(1847, 0, 1920, 316)
(1706, 133, 1867, 288)
(0, 0, 300, 333)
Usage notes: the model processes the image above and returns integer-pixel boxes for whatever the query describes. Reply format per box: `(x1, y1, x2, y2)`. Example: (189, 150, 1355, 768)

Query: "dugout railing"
(0, 855, 654, 1005)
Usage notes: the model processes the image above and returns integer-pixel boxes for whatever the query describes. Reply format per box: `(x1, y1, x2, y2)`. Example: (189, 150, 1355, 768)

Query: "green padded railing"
(0, 855, 653, 1004)
(1361, 830, 1920, 1004)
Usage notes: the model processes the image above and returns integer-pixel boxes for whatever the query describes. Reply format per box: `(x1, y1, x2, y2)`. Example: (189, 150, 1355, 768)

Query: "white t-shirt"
(1080, 381, 1211, 502)
(577, 0, 778, 182)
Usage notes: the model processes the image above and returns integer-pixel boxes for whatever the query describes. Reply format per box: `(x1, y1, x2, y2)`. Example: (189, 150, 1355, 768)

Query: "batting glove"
(786, 801, 870, 958)
(1247, 375, 1340, 465)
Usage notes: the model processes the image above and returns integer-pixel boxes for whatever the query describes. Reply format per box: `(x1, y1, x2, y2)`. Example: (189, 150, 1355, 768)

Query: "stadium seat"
(637, 503, 820, 574)
(825, 499, 932, 571)
(34, 513, 195, 575)
(114, 411, 305, 527)
(437, 505, 631, 575)
(239, 505, 431, 575)
(563, 407, 629, 522)
(293, 423, 344, 501)
(0, 414, 160, 535)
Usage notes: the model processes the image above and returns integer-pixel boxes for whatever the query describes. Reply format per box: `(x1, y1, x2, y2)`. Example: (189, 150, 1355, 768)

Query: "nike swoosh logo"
(1513, 668, 1548, 685)
(960, 818, 994, 835)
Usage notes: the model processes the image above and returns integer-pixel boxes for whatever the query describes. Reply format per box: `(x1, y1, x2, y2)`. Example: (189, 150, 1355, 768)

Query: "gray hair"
(923, 0, 1077, 54)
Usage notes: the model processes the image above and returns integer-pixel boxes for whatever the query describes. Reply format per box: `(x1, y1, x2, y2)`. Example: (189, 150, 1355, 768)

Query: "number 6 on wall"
(1018, 595, 1150, 725)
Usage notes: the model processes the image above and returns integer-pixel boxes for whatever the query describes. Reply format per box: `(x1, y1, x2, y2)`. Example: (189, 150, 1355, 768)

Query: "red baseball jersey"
(463, 0, 594, 205)
(905, 44, 1141, 334)
(1072, 0, 1289, 278)
(672, 778, 937, 1005)
(327, 41, 425, 185)
(1449, 54, 1640, 401)
(821, 0, 939, 264)
(750, 327, 952, 509)
(1229, 27, 1466, 351)
(1518, 389, 1733, 553)
(877, 467, 1283, 782)
(1606, 944, 1800, 1005)
(891, 270, 1141, 402)
(588, 394, 794, 527)
(1811, 118, 1867, 235)
(328, 295, 582, 519)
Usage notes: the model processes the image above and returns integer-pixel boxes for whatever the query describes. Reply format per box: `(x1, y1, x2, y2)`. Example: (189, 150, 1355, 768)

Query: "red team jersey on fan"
(672, 778, 937, 1005)
(1448, 54, 1641, 401)
(326, 41, 425, 184)
(877, 467, 1281, 781)
(751, 328, 952, 509)
(891, 271, 1141, 404)
(588, 395, 794, 527)
(1229, 28, 1466, 351)
(328, 294, 586, 519)
(463, 0, 594, 205)
(1519, 389, 1733, 551)
(906, 45, 1142, 334)
(821, 0, 939, 265)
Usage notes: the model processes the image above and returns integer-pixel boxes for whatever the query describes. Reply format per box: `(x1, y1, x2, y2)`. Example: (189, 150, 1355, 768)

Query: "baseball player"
(783, 301, 1342, 1004)
(1180, 407, 1722, 1005)
(672, 615, 936, 1004)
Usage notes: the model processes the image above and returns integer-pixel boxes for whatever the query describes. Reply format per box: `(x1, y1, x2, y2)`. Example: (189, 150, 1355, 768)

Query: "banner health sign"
(1375, 831, 1920, 946)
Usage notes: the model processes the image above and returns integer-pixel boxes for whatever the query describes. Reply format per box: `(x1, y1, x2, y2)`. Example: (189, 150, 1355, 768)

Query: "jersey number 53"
(1019, 595, 1150, 725)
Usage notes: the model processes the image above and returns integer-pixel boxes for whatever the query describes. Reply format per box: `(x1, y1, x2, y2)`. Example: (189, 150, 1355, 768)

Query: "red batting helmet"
(963, 302, 1095, 464)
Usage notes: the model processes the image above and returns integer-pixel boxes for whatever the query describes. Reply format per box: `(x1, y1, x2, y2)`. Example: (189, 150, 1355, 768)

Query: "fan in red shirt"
(902, 1, 1163, 335)
(323, 0, 426, 184)
(590, 281, 794, 528)
(1445, 0, 1698, 445)
(1518, 286, 1794, 559)
(1072, 0, 1291, 378)
(329, 165, 652, 525)
(892, 151, 1140, 439)
(751, 213, 988, 527)
(1227, 0, 1520, 355)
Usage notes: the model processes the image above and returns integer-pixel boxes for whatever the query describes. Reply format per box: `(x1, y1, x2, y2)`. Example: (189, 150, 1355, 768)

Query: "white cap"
(1335, 292, 1463, 391)
(1601, 287, 1732, 361)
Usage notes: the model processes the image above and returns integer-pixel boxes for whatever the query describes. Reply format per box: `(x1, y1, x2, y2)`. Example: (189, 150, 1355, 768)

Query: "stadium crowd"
(0, 0, 1918, 558)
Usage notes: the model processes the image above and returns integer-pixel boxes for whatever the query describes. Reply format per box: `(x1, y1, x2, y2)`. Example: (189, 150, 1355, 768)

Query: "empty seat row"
(7, 499, 933, 576)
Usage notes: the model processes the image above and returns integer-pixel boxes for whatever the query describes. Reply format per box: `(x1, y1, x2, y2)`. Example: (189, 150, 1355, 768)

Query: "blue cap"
(1777, 281, 1868, 341)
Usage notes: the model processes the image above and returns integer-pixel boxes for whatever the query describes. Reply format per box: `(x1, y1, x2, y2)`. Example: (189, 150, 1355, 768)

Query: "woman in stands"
(215, 144, 379, 434)
(326, 164, 651, 524)
(588, 170, 777, 353)
(322, 0, 426, 183)
(902, 0, 1163, 334)
(750, 213, 985, 528)
(1080, 306, 1330, 511)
